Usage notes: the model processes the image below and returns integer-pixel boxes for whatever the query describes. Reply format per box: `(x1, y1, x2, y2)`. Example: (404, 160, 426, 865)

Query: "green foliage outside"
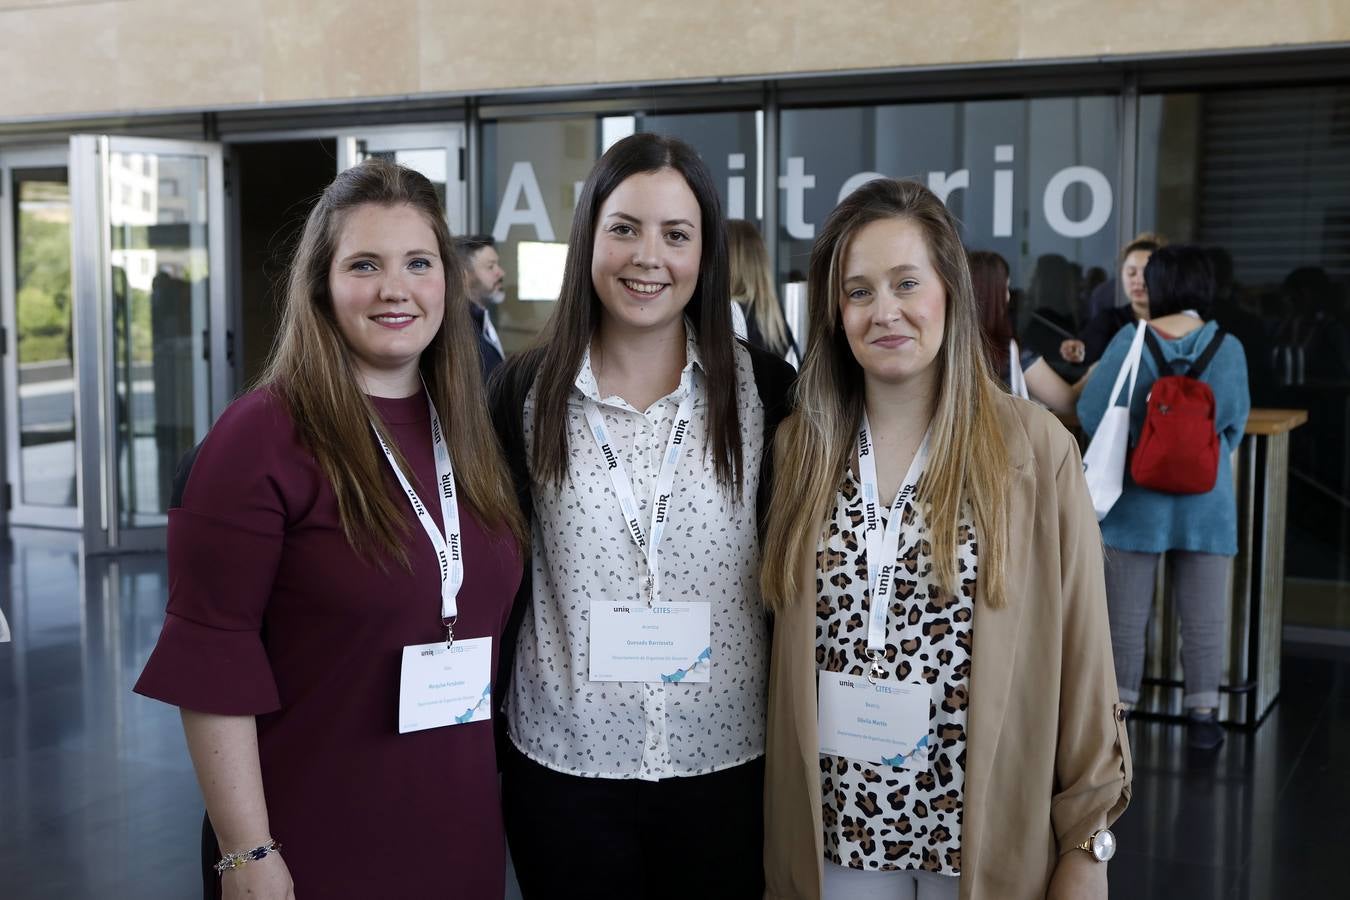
(14, 181, 206, 368)
(16, 204, 72, 365)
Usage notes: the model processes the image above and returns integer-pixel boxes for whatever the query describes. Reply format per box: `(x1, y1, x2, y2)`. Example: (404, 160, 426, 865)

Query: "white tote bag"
(1008, 339, 1030, 401)
(1082, 322, 1148, 521)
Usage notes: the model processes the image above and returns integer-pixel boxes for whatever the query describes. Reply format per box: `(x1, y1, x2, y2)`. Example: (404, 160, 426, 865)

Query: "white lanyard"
(857, 414, 931, 680)
(372, 393, 464, 644)
(1007, 338, 1029, 400)
(583, 392, 696, 605)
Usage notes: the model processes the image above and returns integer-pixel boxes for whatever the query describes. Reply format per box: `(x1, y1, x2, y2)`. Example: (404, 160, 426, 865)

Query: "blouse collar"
(574, 320, 704, 406)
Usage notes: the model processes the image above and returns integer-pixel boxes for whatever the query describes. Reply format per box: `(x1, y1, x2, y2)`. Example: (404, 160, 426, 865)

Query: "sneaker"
(1187, 709, 1226, 751)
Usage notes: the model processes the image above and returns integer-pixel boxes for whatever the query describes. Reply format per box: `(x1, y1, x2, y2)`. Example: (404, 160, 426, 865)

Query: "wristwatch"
(1076, 828, 1117, 862)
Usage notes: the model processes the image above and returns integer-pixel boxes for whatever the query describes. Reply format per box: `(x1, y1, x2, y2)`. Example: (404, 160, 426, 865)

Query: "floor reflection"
(1, 526, 1346, 899)
(0, 528, 201, 898)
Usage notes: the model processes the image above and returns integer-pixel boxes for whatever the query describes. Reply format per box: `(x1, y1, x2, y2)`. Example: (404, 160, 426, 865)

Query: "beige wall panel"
(0, 1, 121, 118)
(263, 0, 422, 103)
(781, 0, 1025, 71)
(586, 0, 786, 82)
(418, 0, 599, 91)
(115, 0, 265, 110)
(1, 0, 1348, 120)
(412, 0, 1025, 90)
(1019, 0, 1349, 58)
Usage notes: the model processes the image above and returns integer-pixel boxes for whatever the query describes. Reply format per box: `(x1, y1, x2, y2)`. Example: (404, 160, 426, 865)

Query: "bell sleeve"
(133, 392, 294, 715)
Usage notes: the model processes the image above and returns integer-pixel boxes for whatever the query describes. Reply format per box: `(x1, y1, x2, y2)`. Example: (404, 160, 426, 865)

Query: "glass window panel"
(479, 110, 762, 353)
(12, 168, 76, 509)
(108, 151, 211, 528)
(1137, 86, 1350, 628)
(357, 144, 449, 209)
(777, 97, 1121, 372)
(480, 116, 599, 354)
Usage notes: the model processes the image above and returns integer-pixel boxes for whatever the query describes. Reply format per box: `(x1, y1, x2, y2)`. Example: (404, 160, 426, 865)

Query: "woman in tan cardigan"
(761, 179, 1131, 900)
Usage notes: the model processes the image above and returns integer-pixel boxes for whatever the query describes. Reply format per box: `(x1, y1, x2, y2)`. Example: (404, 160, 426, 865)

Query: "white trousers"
(822, 862, 961, 900)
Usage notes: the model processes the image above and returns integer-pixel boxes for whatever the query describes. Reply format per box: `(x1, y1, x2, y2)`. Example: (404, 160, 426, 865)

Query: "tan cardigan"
(764, 395, 1132, 900)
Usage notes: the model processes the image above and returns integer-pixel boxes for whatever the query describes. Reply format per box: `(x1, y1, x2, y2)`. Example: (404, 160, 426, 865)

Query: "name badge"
(588, 600, 712, 683)
(817, 672, 932, 770)
(398, 637, 492, 734)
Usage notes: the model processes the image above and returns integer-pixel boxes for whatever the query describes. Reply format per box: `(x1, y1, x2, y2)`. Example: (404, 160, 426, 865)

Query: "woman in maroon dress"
(135, 159, 524, 899)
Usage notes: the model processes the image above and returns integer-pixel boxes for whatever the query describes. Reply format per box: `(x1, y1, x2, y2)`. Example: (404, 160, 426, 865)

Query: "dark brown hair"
(968, 250, 1013, 375)
(504, 132, 744, 491)
(262, 158, 525, 561)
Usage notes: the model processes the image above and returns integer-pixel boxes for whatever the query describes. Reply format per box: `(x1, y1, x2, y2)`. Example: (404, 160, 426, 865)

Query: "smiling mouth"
(621, 278, 668, 297)
(371, 313, 417, 328)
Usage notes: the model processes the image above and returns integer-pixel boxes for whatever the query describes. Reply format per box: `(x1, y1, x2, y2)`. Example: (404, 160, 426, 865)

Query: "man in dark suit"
(453, 235, 506, 379)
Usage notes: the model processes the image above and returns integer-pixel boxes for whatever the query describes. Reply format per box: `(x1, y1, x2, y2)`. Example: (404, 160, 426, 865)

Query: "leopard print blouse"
(815, 469, 977, 874)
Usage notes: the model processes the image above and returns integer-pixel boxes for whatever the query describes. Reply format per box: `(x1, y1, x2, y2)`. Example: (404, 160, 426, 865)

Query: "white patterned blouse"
(506, 333, 769, 781)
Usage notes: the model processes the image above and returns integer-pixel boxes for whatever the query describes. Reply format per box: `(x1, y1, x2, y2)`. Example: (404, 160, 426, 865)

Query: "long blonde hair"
(728, 219, 792, 357)
(262, 158, 525, 561)
(761, 179, 1010, 610)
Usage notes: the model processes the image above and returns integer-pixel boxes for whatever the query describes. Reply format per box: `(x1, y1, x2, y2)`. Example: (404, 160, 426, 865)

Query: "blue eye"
(846, 288, 870, 301)
(409, 258, 432, 270)
(351, 260, 377, 272)
(898, 279, 919, 291)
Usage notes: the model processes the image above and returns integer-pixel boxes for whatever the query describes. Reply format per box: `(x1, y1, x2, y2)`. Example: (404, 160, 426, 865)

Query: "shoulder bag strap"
(1143, 327, 1172, 376)
(1186, 328, 1228, 380)
(1107, 322, 1150, 408)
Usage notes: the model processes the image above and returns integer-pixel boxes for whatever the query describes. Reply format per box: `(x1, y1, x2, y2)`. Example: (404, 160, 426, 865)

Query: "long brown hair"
(762, 179, 1010, 610)
(968, 249, 1012, 375)
(728, 219, 792, 357)
(504, 133, 744, 491)
(261, 158, 525, 561)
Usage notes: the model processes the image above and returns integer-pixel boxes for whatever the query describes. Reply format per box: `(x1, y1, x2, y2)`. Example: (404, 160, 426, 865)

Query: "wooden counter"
(1243, 408, 1309, 436)
(1055, 408, 1308, 436)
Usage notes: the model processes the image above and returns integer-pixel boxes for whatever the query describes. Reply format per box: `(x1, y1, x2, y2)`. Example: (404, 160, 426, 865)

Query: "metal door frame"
(336, 124, 467, 234)
(0, 144, 79, 530)
(69, 134, 229, 553)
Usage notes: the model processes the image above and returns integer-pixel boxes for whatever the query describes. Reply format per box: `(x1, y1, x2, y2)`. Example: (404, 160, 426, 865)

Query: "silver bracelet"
(214, 838, 281, 876)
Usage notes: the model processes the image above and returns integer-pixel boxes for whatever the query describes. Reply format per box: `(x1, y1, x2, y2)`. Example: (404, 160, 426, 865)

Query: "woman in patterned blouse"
(761, 179, 1130, 900)
(490, 133, 795, 899)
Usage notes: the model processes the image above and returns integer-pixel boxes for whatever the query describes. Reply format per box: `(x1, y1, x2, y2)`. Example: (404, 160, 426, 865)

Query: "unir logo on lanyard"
(856, 415, 931, 682)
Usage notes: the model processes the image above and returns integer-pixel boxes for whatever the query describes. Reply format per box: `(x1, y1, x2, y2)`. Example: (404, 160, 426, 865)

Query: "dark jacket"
(470, 304, 504, 382)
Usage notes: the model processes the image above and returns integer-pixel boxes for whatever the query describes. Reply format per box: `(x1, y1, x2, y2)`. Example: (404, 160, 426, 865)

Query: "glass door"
(0, 147, 79, 529)
(337, 125, 466, 234)
(70, 136, 229, 552)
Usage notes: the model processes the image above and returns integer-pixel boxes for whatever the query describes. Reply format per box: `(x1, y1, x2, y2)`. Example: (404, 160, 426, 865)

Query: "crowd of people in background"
(131, 128, 1350, 898)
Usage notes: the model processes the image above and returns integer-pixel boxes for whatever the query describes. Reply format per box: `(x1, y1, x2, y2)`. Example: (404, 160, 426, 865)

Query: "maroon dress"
(135, 388, 522, 899)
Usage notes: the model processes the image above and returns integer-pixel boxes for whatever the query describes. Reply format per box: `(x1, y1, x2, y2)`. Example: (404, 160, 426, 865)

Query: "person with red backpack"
(1077, 245, 1250, 751)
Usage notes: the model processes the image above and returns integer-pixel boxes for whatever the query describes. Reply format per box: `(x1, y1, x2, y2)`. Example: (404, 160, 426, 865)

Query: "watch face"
(1091, 829, 1117, 862)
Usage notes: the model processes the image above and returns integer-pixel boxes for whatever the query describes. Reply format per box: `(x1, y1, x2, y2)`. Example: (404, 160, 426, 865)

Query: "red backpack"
(1129, 327, 1227, 494)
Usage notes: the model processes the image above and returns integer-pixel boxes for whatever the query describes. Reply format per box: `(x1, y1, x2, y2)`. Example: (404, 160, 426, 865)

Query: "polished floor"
(1, 527, 1347, 899)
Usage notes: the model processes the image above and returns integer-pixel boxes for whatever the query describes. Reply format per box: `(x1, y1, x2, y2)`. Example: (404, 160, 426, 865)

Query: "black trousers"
(503, 743, 765, 899)
(201, 814, 220, 900)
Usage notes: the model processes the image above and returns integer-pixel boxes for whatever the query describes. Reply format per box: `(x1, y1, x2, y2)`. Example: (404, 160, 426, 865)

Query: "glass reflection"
(108, 152, 210, 528)
(358, 145, 449, 209)
(777, 97, 1122, 381)
(1136, 87, 1350, 631)
(13, 170, 76, 510)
